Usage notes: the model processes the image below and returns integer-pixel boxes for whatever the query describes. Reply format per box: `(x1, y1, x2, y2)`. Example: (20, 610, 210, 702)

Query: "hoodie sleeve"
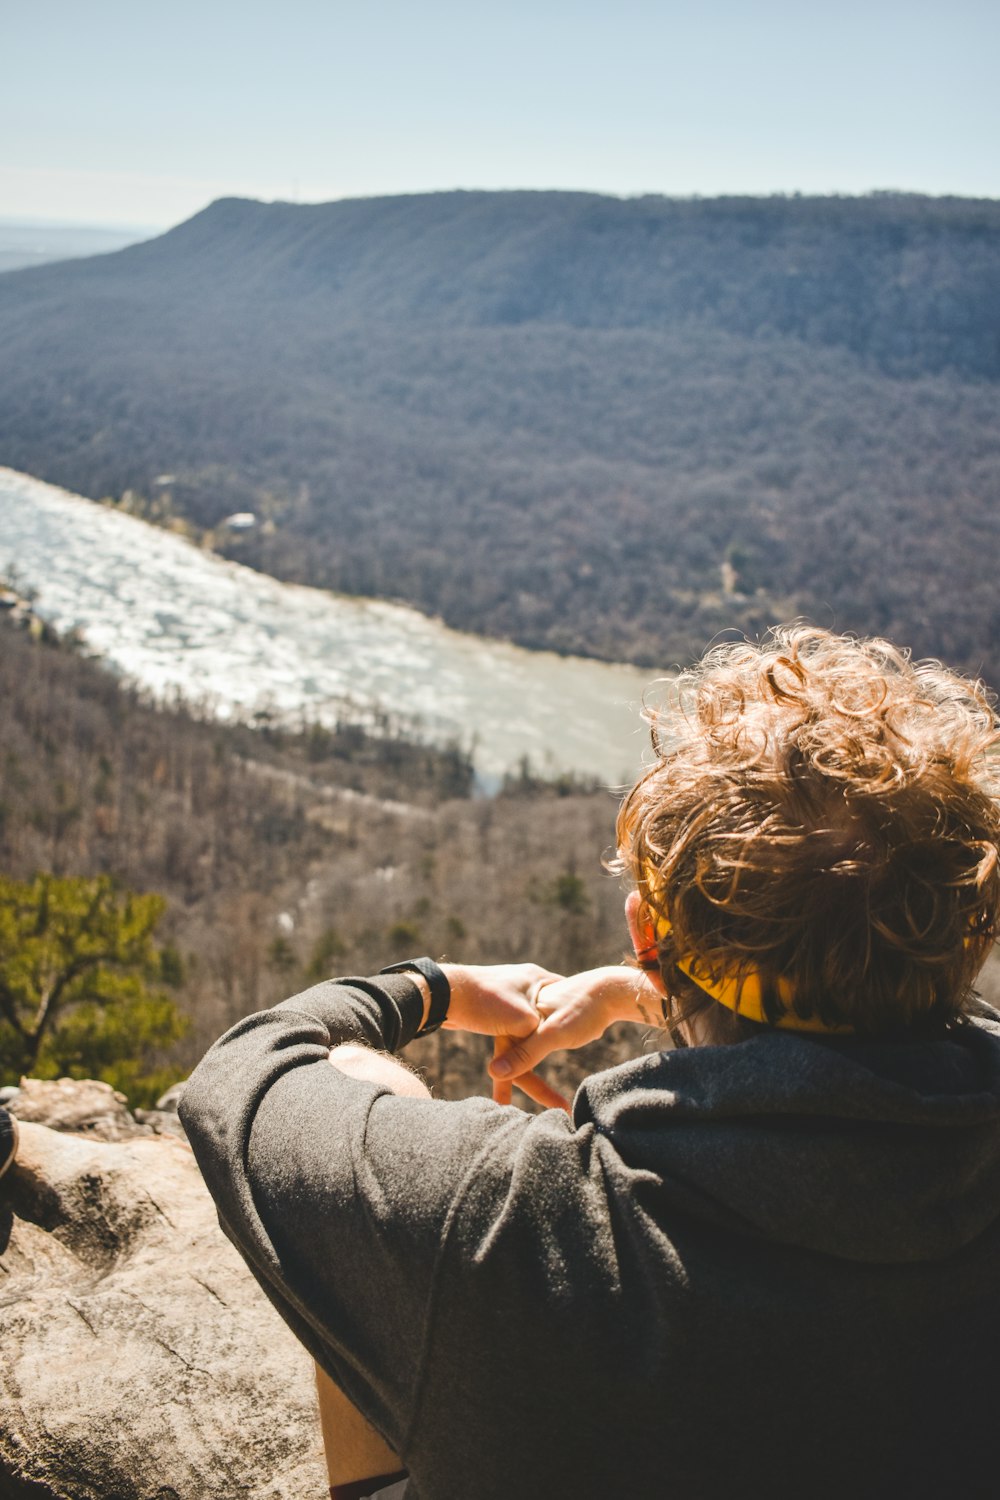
(178, 975, 534, 1450)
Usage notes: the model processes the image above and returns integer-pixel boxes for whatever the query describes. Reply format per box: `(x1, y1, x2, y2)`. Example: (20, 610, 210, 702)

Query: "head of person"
(616, 626, 1000, 1043)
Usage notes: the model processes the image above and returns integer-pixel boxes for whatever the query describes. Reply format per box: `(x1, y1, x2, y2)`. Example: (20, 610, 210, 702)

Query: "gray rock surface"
(0, 1102, 328, 1498)
(7, 1077, 188, 1143)
(154, 1081, 187, 1113)
(5, 1077, 147, 1142)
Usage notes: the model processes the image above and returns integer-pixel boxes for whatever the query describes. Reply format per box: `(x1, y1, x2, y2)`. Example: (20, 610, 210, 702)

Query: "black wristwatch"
(378, 956, 450, 1036)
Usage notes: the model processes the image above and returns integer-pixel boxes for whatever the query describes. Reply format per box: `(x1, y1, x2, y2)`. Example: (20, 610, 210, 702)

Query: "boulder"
(0, 1108, 328, 1498)
(5, 1077, 147, 1142)
(154, 1082, 187, 1114)
(6, 1077, 188, 1143)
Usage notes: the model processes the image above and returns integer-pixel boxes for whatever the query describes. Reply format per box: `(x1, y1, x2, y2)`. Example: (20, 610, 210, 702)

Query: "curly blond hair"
(617, 626, 1000, 1036)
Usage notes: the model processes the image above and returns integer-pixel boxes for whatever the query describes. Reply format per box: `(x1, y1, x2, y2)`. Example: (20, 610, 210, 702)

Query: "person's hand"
(439, 962, 565, 1111)
(488, 965, 665, 1111)
(441, 961, 564, 1037)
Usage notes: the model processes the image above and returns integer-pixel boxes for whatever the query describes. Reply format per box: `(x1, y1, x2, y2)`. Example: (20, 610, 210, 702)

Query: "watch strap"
(379, 956, 450, 1036)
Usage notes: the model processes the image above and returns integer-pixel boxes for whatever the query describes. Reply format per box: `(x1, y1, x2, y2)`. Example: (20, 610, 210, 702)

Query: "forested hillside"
(0, 614, 636, 1101)
(1, 190, 998, 677)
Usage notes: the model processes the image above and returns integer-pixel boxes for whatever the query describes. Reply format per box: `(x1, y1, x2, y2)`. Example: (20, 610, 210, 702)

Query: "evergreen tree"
(0, 874, 187, 1105)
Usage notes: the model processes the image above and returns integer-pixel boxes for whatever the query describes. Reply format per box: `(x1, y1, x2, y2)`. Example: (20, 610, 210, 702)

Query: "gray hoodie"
(180, 975, 1000, 1500)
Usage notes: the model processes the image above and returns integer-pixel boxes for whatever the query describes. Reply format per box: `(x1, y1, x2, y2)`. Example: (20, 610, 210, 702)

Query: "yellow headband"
(645, 889, 853, 1036)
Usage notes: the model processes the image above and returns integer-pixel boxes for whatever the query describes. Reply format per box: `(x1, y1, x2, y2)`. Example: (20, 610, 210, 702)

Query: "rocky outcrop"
(4, 1077, 157, 1142)
(0, 1081, 328, 1498)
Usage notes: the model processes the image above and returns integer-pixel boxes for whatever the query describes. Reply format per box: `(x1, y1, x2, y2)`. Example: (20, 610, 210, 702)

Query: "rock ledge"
(0, 1079, 327, 1499)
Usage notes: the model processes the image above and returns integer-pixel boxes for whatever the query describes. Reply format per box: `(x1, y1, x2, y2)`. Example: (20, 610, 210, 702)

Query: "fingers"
(491, 1039, 515, 1105)
(512, 1070, 570, 1114)
(509, 1003, 546, 1039)
(489, 1027, 540, 1083)
(488, 1029, 544, 1082)
(507, 965, 565, 1035)
(491, 1036, 568, 1113)
(527, 975, 559, 1013)
(529, 965, 565, 990)
(492, 1076, 513, 1106)
(489, 1004, 580, 1080)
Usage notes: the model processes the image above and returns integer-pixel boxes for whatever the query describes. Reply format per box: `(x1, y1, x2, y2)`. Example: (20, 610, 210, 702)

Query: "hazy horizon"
(5, 0, 998, 229)
(4, 181, 1000, 246)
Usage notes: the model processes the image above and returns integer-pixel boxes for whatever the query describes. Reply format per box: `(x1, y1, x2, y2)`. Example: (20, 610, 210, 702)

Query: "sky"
(3, 0, 998, 231)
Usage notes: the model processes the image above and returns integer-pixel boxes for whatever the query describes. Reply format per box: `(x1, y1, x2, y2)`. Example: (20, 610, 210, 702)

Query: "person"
(179, 626, 1000, 1500)
(0, 1107, 17, 1183)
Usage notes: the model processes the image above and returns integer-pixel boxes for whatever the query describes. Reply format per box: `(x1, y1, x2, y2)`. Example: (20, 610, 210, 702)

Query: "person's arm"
(177, 966, 552, 1455)
(316, 1043, 431, 1489)
(326, 960, 561, 1090)
(178, 959, 648, 1455)
(324, 961, 665, 1111)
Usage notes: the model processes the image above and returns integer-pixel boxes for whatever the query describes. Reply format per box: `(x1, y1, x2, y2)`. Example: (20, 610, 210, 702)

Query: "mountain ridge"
(0, 188, 998, 678)
(6, 188, 1000, 372)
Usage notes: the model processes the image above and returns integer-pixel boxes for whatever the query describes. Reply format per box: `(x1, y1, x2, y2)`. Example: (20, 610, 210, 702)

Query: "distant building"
(220, 512, 257, 531)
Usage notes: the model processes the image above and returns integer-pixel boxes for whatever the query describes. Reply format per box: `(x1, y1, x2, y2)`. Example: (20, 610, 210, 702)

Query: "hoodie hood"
(574, 1013, 1000, 1265)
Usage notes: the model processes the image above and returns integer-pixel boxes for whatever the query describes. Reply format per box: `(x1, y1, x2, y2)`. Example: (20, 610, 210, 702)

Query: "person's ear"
(625, 889, 659, 965)
(625, 890, 667, 996)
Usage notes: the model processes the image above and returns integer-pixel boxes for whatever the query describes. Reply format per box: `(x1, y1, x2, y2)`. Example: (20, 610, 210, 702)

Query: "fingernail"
(492, 1057, 512, 1078)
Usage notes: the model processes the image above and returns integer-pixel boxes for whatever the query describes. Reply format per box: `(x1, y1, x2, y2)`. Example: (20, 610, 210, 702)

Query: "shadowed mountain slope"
(1, 190, 998, 676)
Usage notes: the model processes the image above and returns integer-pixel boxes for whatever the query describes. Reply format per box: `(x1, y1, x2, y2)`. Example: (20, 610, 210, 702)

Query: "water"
(0, 218, 151, 274)
(0, 468, 657, 784)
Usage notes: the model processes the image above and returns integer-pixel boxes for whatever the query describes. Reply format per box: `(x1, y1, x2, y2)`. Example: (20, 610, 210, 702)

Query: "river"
(0, 468, 658, 785)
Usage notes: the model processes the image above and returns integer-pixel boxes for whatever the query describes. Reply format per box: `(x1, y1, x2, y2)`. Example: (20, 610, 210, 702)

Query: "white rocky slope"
(0, 1080, 328, 1499)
